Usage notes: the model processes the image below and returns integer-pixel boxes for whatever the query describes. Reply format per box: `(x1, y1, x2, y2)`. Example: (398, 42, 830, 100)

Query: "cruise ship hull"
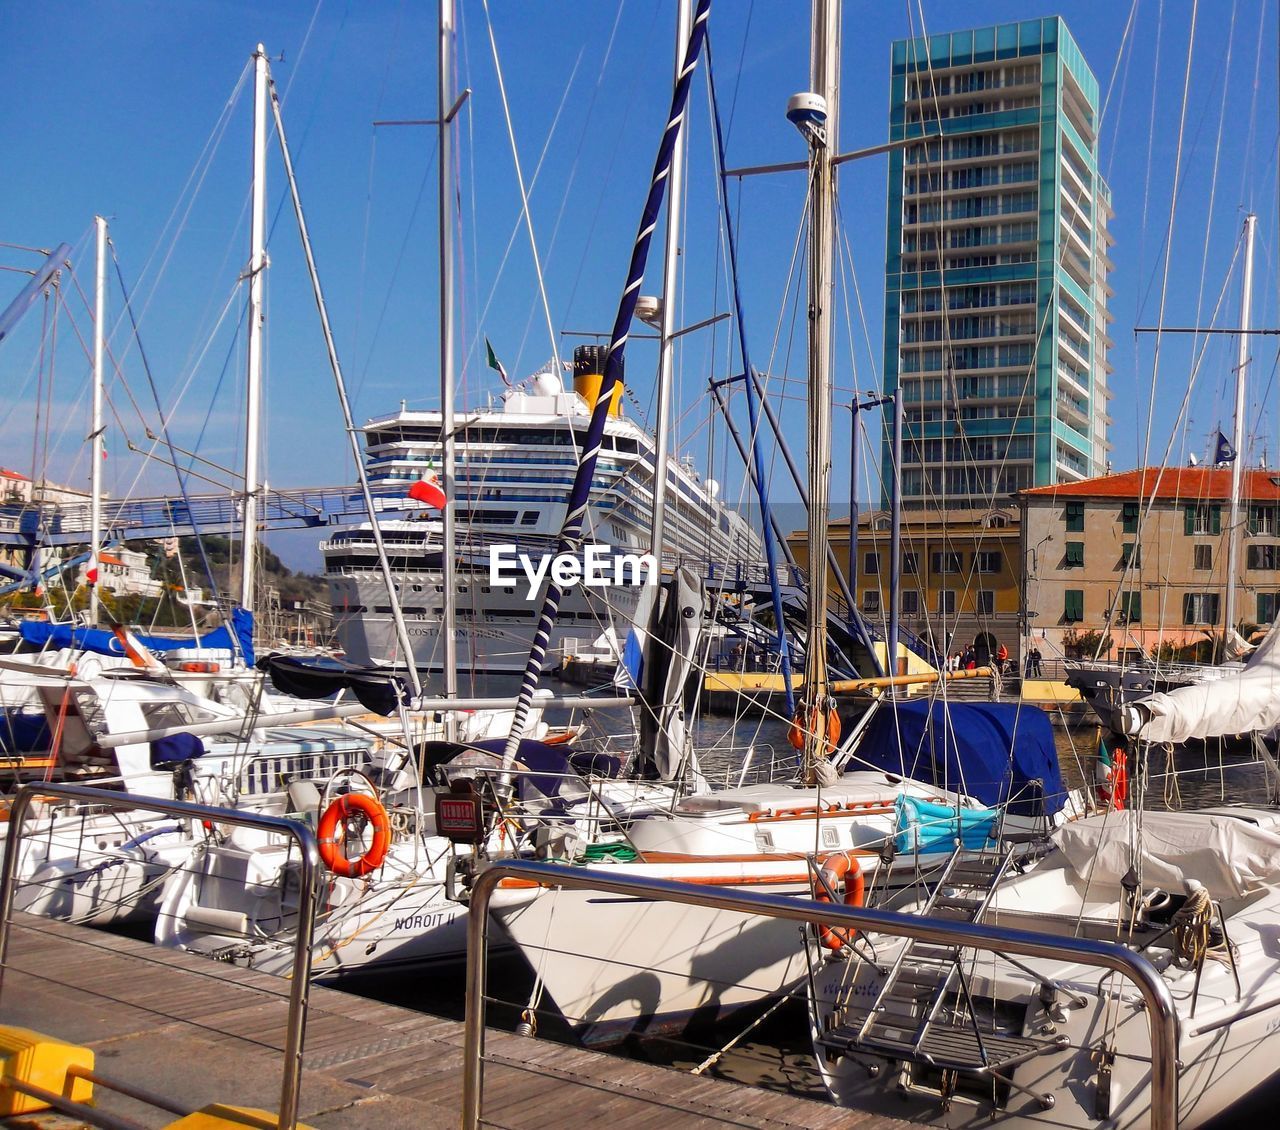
(330, 563, 640, 673)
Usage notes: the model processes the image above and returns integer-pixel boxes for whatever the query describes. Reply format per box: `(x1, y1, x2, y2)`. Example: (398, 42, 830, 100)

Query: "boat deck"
(0, 913, 910, 1128)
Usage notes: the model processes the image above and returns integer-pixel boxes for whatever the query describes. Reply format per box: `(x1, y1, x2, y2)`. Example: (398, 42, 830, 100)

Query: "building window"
(902, 552, 919, 575)
(1064, 589, 1084, 622)
(1064, 502, 1084, 532)
(974, 551, 1001, 574)
(1121, 502, 1140, 533)
(932, 551, 962, 574)
(977, 590, 995, 615)
(1249, 505, 1276, 535)
(1119, 592, 1141, 623)
(1184, 504, 1221, 536)
(1194, 544, 1213, 570)
(938, 589, 956, 615)
(901, 589, 919, 615)
(864, 552, 880, 576)
(1120, 543, 1140, 568)
(1183, 592, 1220, 625)
(863, 590, 880, 613)
(1064, 541, 1085, 568)
(1259, 593, 1278, 624)
(1247, 544, 1278, 571)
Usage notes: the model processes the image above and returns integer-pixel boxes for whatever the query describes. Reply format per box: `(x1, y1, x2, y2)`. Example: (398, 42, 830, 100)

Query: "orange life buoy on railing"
(317, 792, 392, 878)
(812, 852, 866, 951)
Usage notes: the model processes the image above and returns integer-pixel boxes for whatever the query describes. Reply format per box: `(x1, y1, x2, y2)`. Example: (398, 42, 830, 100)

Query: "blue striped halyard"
(499, 0, 713, 769)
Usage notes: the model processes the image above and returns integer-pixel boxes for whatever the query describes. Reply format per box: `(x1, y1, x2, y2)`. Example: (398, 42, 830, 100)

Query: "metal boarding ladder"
(819, 843, 1066, 1082)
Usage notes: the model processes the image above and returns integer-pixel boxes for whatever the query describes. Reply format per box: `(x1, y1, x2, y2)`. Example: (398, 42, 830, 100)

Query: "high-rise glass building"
(882, 17, 1112, 509)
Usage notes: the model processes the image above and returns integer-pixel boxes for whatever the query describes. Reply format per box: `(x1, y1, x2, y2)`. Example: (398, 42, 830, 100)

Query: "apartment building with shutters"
(1019, 468, 1280, 664)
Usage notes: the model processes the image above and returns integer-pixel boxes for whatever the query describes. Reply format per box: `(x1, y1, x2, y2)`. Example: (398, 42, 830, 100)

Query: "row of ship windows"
(365, 426, 645, 453)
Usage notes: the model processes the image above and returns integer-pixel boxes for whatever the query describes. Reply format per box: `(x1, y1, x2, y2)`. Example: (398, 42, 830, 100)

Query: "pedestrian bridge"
(0, 484, 416, 550)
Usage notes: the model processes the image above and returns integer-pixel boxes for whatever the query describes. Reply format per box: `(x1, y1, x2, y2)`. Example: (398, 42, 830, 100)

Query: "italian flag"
(485, 337, 510, 387)
(408, 473, 446, 509)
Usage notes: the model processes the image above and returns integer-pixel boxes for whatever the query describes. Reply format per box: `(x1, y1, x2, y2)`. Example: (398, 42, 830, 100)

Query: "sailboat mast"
(1225, 212, 1256, 643)
(240, 44, 269, 616)
(797, 0, 839, 781)
(439, 0, 460, 718)
(90, 215, 107, 627)
(648, 0, 692, 560)
(264, 57, 425, 700)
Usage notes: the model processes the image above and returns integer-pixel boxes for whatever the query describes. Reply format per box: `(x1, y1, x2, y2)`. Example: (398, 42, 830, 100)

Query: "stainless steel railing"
(461, 860, 1179, 1130)
(0, 783, 323, 1130)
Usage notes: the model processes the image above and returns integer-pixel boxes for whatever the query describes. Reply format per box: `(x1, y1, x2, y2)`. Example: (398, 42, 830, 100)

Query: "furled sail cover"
(21, 607, 255, 666)
(1125, 611, 1280, 743)
(1053, 810, 1280, 899)
(261, 654, 407, 716)
(857, 699, 1065, 817)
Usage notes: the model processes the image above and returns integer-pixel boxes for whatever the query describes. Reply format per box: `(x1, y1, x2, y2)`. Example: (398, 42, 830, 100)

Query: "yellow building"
(788, 506, 1023, 665)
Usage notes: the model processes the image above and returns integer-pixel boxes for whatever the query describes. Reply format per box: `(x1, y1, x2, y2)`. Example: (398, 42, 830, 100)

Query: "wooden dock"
(0, 913, 911, 1129)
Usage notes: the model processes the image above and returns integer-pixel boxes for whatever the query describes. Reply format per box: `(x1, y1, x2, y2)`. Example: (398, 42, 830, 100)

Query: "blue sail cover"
(858, 699, 1064, 817)
(19, 607, 255, 667)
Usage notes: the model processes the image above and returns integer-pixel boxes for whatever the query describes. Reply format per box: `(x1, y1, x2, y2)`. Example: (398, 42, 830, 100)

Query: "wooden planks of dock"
(0, 914, 911, 1129)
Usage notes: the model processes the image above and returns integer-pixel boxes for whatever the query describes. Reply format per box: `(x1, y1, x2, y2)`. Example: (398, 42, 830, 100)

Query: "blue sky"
(0, 1, 1276, 571)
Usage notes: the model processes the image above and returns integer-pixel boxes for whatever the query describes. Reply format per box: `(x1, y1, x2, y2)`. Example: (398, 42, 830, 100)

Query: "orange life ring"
(812, 852, 866, 951)
(788, 704, 842, 753)
(318, 792, 392, 878)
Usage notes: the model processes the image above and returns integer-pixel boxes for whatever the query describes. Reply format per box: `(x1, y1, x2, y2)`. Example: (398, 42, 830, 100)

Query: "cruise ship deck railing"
(460, 859, 1179, 1130)
(0, 783, 323, 1130)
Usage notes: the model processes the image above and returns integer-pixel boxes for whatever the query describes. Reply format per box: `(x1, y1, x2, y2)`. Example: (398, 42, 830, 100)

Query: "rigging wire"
(478, 0, 563, 379)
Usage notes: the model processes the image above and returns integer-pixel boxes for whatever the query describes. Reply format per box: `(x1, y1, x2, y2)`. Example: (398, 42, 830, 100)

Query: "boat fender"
(317, 792, 392, 878)
(787, 703, 841, 754)
(812, 852, 865, 951)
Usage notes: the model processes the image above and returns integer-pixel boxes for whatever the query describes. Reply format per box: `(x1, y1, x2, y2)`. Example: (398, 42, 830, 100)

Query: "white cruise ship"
(322, 346, 766, 673)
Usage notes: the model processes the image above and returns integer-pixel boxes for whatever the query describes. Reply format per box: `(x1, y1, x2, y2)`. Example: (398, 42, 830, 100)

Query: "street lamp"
(847, 390, 902, 675)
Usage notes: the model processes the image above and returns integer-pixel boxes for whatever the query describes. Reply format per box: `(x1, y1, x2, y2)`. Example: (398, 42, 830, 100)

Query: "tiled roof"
(1020, 467, 1280, 501)
(0, 468, 30, 481)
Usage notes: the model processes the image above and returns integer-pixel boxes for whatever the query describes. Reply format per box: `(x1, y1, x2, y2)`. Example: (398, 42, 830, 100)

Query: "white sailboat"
(810, 602, 1280, 1125)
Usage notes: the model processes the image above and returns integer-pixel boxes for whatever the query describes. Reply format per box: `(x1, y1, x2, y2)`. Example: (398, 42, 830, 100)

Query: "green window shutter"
(1183, 593, 1195, 624)
(1065, 541, 1084, 567)
(1211, 506, 1222, 535)
(1065, 589, 1083, 621)
(1121, 593, 1141, 622)
(1122, 503, 1139, 533)
(1184, 506, 1195, 536)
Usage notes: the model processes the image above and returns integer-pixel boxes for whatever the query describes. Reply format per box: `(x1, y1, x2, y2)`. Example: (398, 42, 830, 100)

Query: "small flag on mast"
(485, 337, 510, 387)
(1215, 430, 1237, 465)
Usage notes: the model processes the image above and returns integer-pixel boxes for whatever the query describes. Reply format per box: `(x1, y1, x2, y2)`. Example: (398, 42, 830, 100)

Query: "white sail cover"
(1125, 613, 1280, 743)
(1054, 810, 1280, 899)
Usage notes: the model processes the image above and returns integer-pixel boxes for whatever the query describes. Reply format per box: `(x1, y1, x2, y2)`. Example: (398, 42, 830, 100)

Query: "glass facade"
(883, 17, 1113, 509)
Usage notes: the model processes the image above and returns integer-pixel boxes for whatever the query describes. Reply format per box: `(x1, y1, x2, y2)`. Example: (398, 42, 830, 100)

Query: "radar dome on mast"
(786, 91, 828, 148)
